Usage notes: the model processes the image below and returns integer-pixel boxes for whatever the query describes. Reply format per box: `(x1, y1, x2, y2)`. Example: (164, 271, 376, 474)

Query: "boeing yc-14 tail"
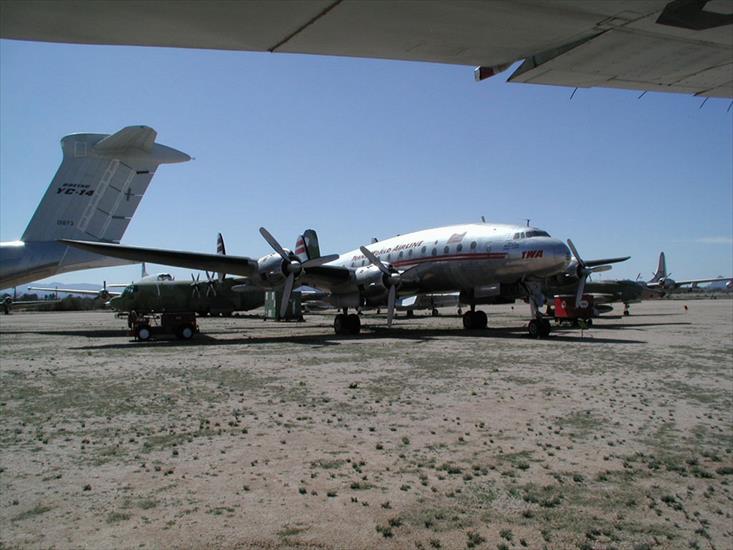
(0, 125, 190, 289)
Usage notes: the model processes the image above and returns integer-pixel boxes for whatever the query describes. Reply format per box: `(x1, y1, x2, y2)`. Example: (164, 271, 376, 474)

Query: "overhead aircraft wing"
(60, 240, 258, 277)
(1, 1, 730, 97)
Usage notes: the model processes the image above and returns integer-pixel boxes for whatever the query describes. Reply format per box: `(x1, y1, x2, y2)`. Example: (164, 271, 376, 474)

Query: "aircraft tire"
(623, 310, 630, 317)
(347, 313, 361, 335)
(406, 310, 414, 318)
(431, 308, 439, 317)
(462, 311, 474, 329)
(528, 319, 541, 338)
(474, 310, 488, 329)
(539, 319, 552, 337)
(334, 314, 346, 335)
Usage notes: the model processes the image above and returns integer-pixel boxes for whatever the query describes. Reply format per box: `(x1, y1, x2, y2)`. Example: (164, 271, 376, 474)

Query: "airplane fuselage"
(318, 223, 571, 295)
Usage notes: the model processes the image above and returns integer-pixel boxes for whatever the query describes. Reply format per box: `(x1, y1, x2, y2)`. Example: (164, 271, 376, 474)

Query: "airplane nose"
(551, 240, 572, 270)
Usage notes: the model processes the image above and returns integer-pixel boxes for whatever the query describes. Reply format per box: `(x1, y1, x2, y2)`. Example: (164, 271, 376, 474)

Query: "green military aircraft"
(109, 271, 264, 317)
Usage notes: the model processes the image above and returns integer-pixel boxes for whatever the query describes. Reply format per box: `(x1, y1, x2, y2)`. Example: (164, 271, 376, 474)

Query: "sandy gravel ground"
(1, 300, 731, 549)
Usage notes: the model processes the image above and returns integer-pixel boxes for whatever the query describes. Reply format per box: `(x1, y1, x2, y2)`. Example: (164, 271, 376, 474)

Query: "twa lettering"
(522, 250, 544, 259)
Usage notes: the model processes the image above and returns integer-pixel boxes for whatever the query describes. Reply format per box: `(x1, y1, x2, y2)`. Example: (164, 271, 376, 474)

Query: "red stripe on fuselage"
(386, 252, 508, 269)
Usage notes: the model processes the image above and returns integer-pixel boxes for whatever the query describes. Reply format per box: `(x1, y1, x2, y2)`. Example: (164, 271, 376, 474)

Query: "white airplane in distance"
(2, 1, 731, 98)
(0, 126, 190, 289)
(63, 222, 628, 337)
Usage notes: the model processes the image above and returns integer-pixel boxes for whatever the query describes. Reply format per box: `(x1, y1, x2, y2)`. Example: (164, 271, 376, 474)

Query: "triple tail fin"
(294, 229, 322, 262)
(650, 252, 667, 283)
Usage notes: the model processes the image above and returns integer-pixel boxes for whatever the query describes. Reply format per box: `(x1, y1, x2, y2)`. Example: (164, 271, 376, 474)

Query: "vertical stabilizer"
(216, 233, 227, 281)
(21, 125, 190, 243)
(1, 125, 190, 289)
(650, 252, 667, 282)
(303, 229, 321, 260)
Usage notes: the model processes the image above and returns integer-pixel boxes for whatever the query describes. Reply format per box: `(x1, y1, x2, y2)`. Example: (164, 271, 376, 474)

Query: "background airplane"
(62, 221, 628, 337)
(2, 1, 731, 97)
(0, 125, 190, 289)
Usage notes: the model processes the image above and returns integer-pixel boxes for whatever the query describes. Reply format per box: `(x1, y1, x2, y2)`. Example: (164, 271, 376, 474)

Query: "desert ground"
(1, 300, 731, 549)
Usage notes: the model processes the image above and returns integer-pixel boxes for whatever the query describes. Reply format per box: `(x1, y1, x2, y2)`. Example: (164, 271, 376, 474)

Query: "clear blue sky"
(1, 39, 731, 288)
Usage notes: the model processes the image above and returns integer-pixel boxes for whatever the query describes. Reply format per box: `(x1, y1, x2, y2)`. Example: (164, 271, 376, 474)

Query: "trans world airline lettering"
(351, 240, 424, 262)
(522, 250, 544, 259)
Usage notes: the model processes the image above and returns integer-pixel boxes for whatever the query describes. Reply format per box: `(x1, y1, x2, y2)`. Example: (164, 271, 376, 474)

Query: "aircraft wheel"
(623, 310, 630, 317)
(406, 310, 414, 318)
(462, 311, 474, 329)
(136, 324, 151, 342)
(474, 310, 488, 329)
(347, 313, 361, 335)
(178, 324, 194, 340)
(539, 319, 552, 337)
(334, 314, 346, 335)
(528, 319, 542, 338)
(431, 308, 439, 317)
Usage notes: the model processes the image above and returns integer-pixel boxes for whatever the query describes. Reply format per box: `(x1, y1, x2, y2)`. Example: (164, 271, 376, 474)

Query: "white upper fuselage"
(320, 223, 571, 294)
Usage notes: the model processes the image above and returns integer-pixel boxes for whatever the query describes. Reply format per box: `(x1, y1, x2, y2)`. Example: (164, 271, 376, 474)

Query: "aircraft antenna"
(569, 87, 578, 101)
(727, 101, 732, 113)
(481, 216, 486, 223)
(637, 91, 647, 99)
(699, 97, 709, 109)
(525, 218, 530, 227)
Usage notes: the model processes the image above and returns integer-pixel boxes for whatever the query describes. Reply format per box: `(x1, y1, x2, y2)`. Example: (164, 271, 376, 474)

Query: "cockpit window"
(515, 230, 551, 239)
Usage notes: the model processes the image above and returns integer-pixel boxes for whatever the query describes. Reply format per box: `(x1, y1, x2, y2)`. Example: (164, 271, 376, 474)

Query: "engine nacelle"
(659, 278, 676, 290)
(257, 253, 288, 288)
(354, 265, 389, 298)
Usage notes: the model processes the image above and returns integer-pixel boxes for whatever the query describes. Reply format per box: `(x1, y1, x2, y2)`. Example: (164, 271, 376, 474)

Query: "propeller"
(204, 271, 217, 296)
(567, 239, 614, 307)
(359, 246, 402, 327)
(190, 273, 201, 297)
(259, 227, 338, 318)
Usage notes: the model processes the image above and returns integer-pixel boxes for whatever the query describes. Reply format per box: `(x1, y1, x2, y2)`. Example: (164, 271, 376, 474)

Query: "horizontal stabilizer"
(94, 125, 156, 153)
(60, 240, 258, 277)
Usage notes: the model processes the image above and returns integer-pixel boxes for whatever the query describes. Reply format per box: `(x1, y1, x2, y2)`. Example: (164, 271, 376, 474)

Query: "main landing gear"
(623, 303, 630, 316)
(462, 305, 487, 330)
(334, 309, 361, 335)
(527, 318, 552, 338)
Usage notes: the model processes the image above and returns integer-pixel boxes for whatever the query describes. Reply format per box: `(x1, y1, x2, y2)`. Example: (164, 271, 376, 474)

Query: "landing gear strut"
(334, 308, 361, 335)
(623, 303, 630, 316)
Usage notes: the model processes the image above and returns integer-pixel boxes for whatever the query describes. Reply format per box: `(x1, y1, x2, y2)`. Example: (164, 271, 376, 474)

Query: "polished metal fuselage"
(321, 223, 571, 295)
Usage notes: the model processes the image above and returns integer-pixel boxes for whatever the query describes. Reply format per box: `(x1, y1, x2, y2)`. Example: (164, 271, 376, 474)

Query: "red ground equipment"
(554, 294, 594, 325)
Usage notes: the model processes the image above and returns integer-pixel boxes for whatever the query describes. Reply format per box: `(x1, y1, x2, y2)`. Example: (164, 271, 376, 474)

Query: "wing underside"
(1, 1, 731, 97)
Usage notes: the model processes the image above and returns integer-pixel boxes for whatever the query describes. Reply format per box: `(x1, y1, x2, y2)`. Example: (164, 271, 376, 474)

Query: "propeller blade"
(359, 246, 390, 275)
(259, 227, 289, 261)
(589, 264, 612, 273)
(280, 273, 295, 318)
(387, 285, 396, 328)
(302, 254, 339, 268)
(566, 239, 584, 267)
(575, 275, 587, 306)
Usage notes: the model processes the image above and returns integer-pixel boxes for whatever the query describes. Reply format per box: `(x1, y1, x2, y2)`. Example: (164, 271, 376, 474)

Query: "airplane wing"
(585, 256, 631, 268)
(1, 1, 730, 97)
(60, 240, 258, 277)
(672, 277, 733, 286)
(27, 286, 122, 297)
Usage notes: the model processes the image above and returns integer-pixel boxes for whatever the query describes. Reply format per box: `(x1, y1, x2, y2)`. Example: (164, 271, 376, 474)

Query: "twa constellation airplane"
(63, 222, 627, 337)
